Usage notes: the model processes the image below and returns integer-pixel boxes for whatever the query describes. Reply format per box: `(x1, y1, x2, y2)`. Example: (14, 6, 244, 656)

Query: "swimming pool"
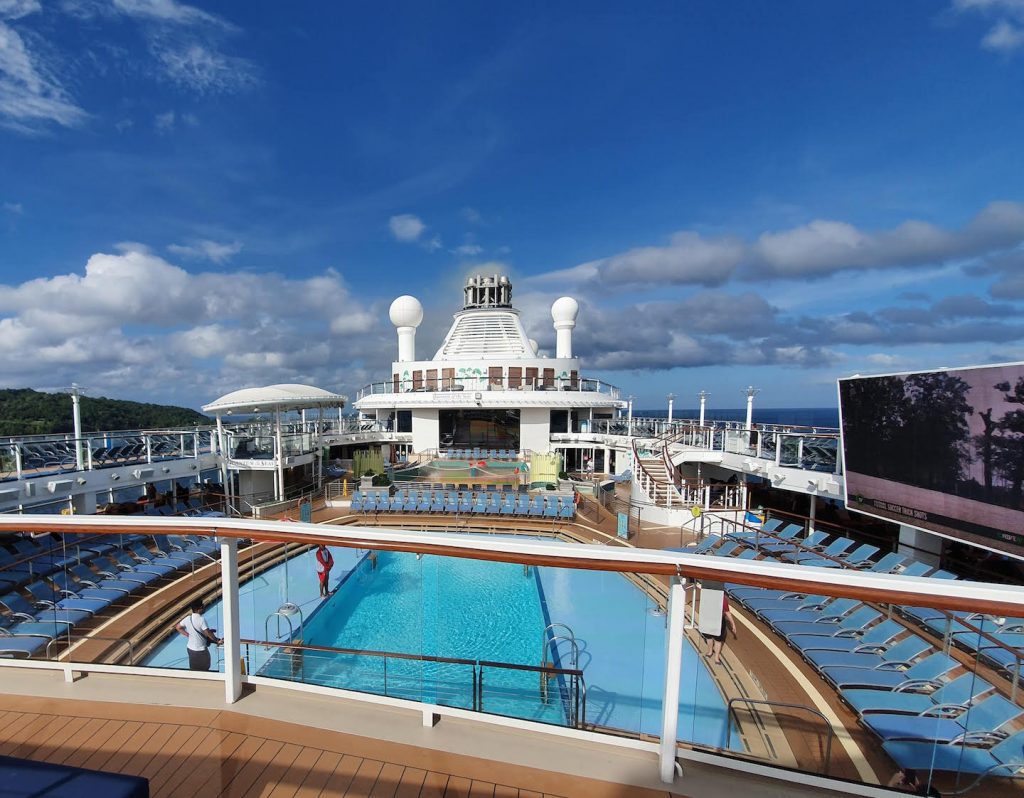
(143, 541, 730, 746)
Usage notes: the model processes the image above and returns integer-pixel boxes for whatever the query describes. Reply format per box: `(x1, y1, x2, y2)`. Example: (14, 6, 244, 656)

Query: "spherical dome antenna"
(528, 338, 540, 354)
(551, 296, 579, 323)
(389, 295, 423, 328)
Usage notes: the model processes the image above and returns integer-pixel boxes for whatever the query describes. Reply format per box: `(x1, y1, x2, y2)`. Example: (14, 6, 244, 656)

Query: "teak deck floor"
(0, 693, 672, 798)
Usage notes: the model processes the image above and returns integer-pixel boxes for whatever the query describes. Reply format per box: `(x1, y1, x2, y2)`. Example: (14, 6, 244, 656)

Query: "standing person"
(175, 598, 220, 671)
(707, 595, 737, 666)
(315, 544, 335, 597)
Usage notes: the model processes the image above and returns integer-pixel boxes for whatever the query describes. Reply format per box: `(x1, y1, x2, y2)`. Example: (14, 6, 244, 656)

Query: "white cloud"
(0, 247, 384, 403)
(152, 41, 257, 93)
(114, 117, 133, 132)
(389, 213, 427, 243)
(461, 207, 483, 224)
(0, 1, 40, 20)
(0, 18, 88, 133)
(167, 239, 242, 263)
(528, 201, 1024, 287)
(982, 19, 1024, 50)
(154, 109, 175, 133)
(2, 201, 22, 214)
(953, 0, 1024, 52)
(453, 243, 483, 257)
(110, 0, 229, 29)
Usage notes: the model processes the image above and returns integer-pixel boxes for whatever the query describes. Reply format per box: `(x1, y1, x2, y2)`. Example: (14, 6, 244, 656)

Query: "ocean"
(635, 407, 839, 428)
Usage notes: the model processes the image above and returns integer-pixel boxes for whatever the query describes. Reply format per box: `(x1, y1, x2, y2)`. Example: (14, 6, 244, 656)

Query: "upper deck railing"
(580, 417, 842, 475)
(356, 375, 622, 400)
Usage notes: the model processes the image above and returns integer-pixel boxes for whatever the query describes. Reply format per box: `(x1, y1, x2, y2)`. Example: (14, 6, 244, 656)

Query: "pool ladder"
(540, 623, 579, 704)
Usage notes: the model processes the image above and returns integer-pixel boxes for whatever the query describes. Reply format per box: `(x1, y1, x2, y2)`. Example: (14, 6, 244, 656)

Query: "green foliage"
(371, 473, 391, 487)
(0, 388, 207, 436)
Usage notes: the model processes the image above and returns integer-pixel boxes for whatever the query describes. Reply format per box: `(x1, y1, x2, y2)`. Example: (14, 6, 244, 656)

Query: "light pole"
(743, 386, 760, 431)
(698, 390, 709, 427)
(626, 395, 635, 437)
(666, 393, 675, 424)
(71, 383, 84, 471)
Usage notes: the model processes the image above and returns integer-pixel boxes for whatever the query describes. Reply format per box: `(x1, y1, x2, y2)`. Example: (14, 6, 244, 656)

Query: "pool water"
(143, 542, 731, 747)
(261, 550, 568, 725)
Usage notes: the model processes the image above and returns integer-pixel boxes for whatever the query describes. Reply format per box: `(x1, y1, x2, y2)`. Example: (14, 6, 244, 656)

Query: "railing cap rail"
(1, 514, 1021, 616)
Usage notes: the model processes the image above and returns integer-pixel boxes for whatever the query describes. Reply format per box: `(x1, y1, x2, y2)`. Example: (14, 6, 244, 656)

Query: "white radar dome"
(389, 295, 424, 328)
(528, 338, 540, 354)
(551, 296, 579, 323)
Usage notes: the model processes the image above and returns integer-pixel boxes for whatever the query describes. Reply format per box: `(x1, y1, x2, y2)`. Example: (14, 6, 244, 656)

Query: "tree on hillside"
(900, 372, 973, 493)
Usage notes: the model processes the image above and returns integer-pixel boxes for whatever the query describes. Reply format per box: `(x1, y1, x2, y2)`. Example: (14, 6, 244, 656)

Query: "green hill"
(0, 388, 209, 437)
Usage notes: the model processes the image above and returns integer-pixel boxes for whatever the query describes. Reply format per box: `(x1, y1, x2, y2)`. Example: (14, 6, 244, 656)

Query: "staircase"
(636, 454, 672, 506)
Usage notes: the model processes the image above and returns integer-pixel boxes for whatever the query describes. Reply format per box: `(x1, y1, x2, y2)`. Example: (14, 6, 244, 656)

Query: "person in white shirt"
(175, 598, 221, 671)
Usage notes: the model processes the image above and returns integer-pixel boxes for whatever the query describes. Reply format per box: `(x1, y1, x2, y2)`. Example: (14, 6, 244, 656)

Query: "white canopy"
(203, 383, 348, 415)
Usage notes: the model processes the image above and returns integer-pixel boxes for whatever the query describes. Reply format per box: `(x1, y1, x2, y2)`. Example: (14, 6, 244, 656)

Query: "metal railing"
(242, 638, 586, 728)
(356, 375, 622, 400)
(726, 698, 836, 775)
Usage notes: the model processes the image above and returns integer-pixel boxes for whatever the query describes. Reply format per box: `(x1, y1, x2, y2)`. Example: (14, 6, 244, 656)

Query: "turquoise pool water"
(143, 541, 731, 746)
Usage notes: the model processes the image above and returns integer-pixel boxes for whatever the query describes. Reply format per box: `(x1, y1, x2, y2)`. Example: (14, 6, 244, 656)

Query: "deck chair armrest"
(852, 643, 886, 654)
(957, 730, 1008, 745)
(95, 568, 119, 578)
(32, 599, 57, 609)
(918, 703, 966, 717)
(77, 578, 100, 588)
(893, 678, 943, 693)
(814, 615, 843, 624)
(833, 629, 863, 638)
(874, 660, 912, 670)
(11, 612, 34, 622)
(853, 561, 873, 569)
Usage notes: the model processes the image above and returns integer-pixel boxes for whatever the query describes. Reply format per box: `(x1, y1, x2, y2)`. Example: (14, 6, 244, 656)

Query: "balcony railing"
(356, 376, 622, 400)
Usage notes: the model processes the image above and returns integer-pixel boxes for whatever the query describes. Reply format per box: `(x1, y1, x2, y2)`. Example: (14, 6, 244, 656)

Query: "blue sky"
(1, 1, 1024, 411)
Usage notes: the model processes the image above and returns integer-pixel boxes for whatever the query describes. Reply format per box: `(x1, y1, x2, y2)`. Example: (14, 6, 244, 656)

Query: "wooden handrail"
(1, 516, 1023, 616)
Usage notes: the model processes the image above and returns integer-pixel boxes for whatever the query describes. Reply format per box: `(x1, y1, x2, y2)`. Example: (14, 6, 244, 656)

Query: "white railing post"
(221, 537, 242, 703)
(660, 579, 685, 783)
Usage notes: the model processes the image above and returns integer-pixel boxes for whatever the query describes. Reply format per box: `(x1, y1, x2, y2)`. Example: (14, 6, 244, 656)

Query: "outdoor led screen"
(839, 362, 1024, 556)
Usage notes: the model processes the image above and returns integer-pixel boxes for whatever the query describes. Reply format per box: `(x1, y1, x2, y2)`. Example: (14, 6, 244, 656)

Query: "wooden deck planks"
(0, 693, 663, 798)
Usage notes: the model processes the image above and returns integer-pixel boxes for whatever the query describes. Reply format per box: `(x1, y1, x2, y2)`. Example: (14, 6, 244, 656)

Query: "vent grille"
(438, 312, 531, 357)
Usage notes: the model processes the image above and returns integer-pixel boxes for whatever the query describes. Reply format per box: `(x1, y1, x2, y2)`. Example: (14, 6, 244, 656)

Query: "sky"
(1, 1, 1024, 412)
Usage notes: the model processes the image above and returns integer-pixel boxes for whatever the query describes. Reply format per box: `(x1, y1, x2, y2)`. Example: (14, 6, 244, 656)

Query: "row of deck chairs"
(140, 498, 223, 518)
(688, 520, 1024, 779)
(351, 489, 575, 518)
(0, 532, 220, 659)
(441, 448, 518, 460)
(12, 436, 191, 478)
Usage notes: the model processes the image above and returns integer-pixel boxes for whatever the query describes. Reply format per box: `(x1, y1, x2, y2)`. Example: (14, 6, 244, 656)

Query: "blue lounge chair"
(862, 552, 907, 573)
(417, 493, 432, 513)
(68, 564, 143, 596)
(822, 651, 958, 690)
(683, 536, 724, 555)
(514, 496, 530, 516)
(430, 493, 445, 513)
(790, 537, 857, 564)
(864, 693, 1023, 743)
(90, 556, 162, 586)
(842, 673, 993, 716)
(0, 591, 91, 629)
(528, 497, 544, 516)
(24, 580, 112, 615)
(0, 628, 49, 657)
(500, 496, 515, 515)
(543, 498, 558, 518)
(757, 596, 859, 624)
(792, 618, 906, 654)
(771, 606, 881, 639)
(881, 728, 1024, 776)
(109, 550, 177, 577)
(803, 634, 931, 672)
(711, 541, 741, 558)
(898, 561, 934, 577)
(559, 498, 574, 518)
(472, 494, 488, 514)
(51, 571, 127, 603)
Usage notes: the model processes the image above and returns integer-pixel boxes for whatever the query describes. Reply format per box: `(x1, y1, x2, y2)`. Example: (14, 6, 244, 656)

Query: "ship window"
(542, 368, 554, 388)
(412, 371, 423, 390)
(396, 410, 412, 433)
(439, 409, 520, 449)
(550, 410, 568, 434)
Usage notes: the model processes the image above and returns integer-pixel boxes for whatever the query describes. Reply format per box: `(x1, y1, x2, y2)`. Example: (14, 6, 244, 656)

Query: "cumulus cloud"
(167, 238, 242, 263)
(388, 213, 427, 243)
(2, 201, 22, 214)
(527, 202, 1024, 288)
(0, 247, 384, 404)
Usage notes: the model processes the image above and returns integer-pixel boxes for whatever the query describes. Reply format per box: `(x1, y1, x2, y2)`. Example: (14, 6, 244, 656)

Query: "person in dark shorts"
(175, 598, 221, 671)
